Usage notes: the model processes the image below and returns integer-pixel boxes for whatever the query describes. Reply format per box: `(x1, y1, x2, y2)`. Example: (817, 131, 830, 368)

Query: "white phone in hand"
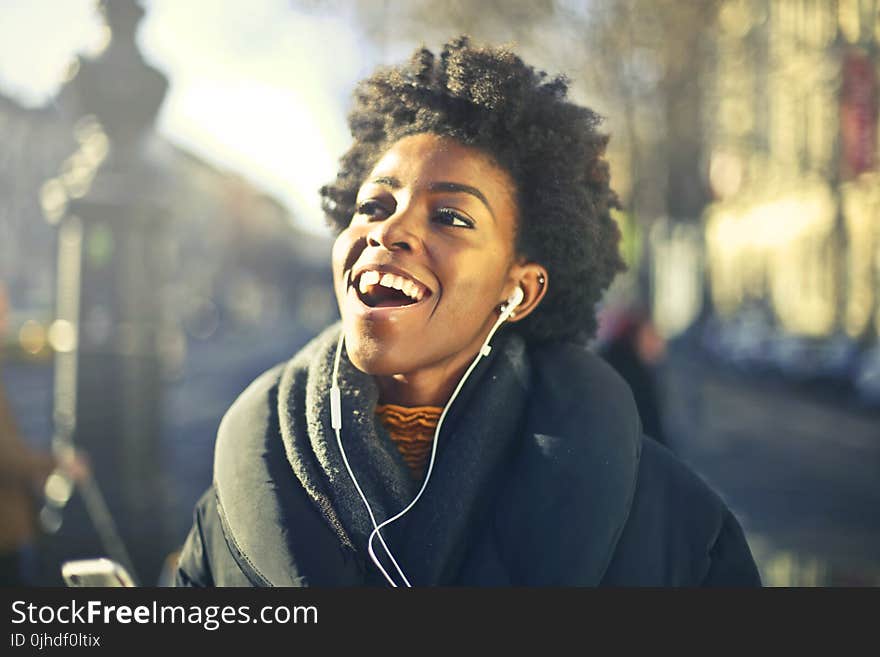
(62, 558, 136, 587)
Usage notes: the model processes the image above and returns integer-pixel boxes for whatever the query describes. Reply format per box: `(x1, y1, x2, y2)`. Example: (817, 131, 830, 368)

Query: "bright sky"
(0, 0, 378, 234)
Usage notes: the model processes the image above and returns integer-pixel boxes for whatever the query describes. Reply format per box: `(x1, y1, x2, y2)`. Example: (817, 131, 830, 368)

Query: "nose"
(366, 201, 424, 253)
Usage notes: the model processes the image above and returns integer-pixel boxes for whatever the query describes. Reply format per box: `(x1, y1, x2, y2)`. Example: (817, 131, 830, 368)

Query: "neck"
(375, 360, 468, 407)
(371, 314, 506, 408)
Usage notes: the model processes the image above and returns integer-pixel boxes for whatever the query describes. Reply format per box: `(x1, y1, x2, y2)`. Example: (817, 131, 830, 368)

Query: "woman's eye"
(434, 208, 474, 228)
(355, 200, 388, 218)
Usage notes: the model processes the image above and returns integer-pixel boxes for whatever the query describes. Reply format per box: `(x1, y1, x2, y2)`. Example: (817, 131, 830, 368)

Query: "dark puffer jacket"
(175, 325, 761, 587)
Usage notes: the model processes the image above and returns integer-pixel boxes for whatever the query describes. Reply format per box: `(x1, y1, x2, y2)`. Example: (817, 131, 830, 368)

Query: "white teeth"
(357, 269, 426, 302)
(406, 282, 424, 301)
(359, 270, 380, 293)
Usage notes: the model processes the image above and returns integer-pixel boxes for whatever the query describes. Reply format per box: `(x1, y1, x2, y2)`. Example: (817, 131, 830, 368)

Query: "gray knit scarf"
(276, 322, 530, 585)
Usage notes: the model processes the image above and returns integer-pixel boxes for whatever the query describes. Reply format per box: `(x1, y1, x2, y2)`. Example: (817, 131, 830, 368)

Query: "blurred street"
(663, 346, 880, 586)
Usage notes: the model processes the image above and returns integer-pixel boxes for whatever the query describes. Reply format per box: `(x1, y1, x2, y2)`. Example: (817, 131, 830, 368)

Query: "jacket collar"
(501, 339, 643, 584)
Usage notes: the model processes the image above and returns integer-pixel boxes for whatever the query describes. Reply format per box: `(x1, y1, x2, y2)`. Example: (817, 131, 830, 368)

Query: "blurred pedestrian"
(0, 380, 56, 586)
(598, 306, 669, 447)
(0, 282, 88, 586)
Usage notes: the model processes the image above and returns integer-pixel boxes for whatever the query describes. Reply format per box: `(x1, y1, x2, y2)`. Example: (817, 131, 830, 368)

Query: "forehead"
(366, 134, 518, 209)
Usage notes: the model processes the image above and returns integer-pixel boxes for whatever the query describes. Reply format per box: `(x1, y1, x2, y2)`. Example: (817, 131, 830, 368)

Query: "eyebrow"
(368, 176, 496, 222)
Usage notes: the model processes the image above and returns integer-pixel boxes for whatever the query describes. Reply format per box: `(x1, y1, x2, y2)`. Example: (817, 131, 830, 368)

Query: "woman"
(175, 37, 760, 587)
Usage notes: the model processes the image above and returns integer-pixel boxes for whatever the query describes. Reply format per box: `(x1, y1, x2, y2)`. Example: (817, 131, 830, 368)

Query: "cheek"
(331, 230, 356, 286)
(442, 269, 505, 324)
(331, 232, 348, 275)
(455, 245, 510, 302)
(330, 233, 355, 316)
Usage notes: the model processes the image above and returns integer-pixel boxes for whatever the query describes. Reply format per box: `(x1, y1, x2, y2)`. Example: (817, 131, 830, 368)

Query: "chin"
(347, 330, 456, 382)
(343, 326, 406, 376)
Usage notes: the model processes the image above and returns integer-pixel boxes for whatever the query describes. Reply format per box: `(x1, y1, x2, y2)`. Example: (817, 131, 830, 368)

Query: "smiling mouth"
(351, 269, 432, 309)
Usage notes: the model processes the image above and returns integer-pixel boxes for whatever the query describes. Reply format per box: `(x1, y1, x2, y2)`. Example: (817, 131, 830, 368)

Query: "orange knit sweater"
(375, 404, 442, 480)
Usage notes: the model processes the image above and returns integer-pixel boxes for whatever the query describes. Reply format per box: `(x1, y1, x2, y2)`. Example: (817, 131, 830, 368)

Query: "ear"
(500, 262, 548, 323)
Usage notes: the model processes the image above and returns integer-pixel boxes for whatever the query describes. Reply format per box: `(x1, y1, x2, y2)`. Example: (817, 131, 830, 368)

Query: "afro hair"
(320, 36, 625, 343)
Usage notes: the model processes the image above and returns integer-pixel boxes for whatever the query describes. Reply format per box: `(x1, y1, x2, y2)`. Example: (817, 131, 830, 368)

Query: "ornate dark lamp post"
(48, 0, 173, 584)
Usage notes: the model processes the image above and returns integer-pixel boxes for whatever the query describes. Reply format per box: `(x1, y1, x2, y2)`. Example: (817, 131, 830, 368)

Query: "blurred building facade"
(698, 0, 879, 399)
(606, 0, 880, 402)
(0, 95, 76, 345)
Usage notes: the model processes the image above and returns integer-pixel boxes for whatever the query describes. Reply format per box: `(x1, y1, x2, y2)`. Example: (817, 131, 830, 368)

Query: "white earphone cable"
(331, 330, 410, 586)
(363, 299, 517, 585)
(332, 288, 522, 587)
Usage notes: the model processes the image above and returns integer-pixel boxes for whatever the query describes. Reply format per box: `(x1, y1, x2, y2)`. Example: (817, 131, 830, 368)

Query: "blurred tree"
(574, 0, 721, 312)
(578, 0, 721, 223)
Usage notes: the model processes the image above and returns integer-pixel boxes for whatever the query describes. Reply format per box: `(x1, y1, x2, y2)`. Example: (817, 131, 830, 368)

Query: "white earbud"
(500, 285, 525, 318)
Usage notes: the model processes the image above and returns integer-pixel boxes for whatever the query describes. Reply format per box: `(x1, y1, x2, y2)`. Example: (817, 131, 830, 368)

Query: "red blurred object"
(597, 306, 668, 446)
(840, 50, 878, 179)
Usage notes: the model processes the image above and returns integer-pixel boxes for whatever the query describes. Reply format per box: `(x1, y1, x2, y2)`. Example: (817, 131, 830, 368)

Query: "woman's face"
(331, 133, 521, 387)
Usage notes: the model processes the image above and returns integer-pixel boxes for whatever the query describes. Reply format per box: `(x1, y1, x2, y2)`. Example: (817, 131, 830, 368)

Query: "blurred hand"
(56, 447, 91, 484)
(636, 322, 667, 365)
